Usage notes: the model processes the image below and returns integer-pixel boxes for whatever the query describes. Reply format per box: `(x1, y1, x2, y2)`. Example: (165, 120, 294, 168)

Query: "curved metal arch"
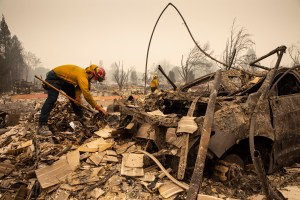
(144, 3, 228, 94)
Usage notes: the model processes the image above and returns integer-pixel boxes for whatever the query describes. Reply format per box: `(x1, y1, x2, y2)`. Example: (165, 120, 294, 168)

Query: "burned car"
(111, 46, 300, 181)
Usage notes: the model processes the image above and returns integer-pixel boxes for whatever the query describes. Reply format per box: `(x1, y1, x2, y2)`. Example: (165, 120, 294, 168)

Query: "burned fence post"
(186, 70, 221, 200)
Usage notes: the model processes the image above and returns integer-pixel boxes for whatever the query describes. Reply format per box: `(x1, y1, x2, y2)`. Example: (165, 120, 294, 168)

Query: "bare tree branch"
(288, 44, 300, 65)
(223, 19, 255, 70)
(112, 61, 131, 91)
(179, 42, 212, 83)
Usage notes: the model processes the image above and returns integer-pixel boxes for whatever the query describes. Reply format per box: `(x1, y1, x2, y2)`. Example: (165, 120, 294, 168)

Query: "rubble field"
(0, 91, 299, 200)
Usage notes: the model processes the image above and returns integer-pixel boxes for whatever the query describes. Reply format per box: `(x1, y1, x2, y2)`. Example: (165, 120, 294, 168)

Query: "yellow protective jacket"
(150, 78, 158, 88)
(53, 64, 98, 108)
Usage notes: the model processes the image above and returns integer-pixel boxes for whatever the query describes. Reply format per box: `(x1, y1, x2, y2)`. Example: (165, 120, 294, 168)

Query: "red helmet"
(93, 67, 106, 82)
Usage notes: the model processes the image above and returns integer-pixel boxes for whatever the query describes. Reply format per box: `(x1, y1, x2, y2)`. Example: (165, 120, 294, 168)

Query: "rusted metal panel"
(270, 93, 300, 166)
(270, 94, 300, 138)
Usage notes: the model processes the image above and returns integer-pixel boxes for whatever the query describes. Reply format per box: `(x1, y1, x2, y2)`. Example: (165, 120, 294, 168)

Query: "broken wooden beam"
(177, 133, 189, 180)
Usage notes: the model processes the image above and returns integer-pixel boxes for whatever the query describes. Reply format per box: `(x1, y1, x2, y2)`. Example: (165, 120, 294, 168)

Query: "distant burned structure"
(112, 46, 300, 182)
(12, 80, 33, 94)
(12, 79, 43, 94)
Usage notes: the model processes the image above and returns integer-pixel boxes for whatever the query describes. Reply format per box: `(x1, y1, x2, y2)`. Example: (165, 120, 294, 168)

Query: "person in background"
(38, 64, 107, 136)
(150, 74, 159, 93)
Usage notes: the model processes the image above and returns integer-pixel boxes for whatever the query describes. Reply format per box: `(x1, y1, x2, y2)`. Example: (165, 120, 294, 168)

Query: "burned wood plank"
(35, 159, 73, 189)
(14, 185, 28, 200)
(121, 106, 179, 127)
(177, 96, 200, 180)
(66, 150, 80, 171)
(0, 162, 15, 178)
(158, 181, 184, 198)
(177, 133, 189, 180)
(121, 153, 144, 177)
(89, 152, 105, 166)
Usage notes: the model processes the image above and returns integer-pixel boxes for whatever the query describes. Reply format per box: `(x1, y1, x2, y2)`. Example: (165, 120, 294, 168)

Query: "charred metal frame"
(249, 46, 286, 200)
(249, 46, 286, 71)
(120, 44, 298, 199)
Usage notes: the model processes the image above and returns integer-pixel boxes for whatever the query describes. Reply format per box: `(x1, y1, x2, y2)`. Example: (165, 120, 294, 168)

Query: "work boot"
(37, 124, 52, 136)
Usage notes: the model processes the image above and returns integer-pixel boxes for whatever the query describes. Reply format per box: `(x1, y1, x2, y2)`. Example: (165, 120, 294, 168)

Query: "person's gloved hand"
(95, 105, 108, 116)
(75, 95, 82, 106)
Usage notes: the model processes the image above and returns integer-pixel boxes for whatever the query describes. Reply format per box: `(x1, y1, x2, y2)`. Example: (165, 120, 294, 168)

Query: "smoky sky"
(0, 0, 299, 72)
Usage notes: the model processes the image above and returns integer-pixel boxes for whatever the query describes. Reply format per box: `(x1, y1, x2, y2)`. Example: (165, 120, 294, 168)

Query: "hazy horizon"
(0, 0, 299, 73)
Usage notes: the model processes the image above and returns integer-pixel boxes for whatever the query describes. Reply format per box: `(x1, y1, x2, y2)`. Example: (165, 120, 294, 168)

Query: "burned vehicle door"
(269, 69, 300, 167)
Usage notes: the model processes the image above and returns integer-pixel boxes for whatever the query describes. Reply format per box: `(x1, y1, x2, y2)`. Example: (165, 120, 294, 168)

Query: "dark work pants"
(151, 87, 157, 93)
(39, 70, 83, 124)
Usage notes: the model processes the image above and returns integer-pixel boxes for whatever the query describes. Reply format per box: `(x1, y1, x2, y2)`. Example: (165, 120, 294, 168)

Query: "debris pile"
(0, 99, 191, 199)
(0, 94, 299, 200)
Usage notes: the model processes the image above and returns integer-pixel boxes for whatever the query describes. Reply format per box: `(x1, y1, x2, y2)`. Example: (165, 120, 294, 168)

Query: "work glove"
(75, 96, 82, 106)
(95, 105, 108, 116)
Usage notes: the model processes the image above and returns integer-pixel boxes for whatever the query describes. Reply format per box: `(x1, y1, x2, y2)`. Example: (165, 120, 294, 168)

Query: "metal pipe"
(250, 46, 286, 67)
(251, 64, 271, 71)
(158, 65, 177, 90)
(253, 150, 272, 199)
(144, 3, 229, 94)
(186, 70, 221, 200)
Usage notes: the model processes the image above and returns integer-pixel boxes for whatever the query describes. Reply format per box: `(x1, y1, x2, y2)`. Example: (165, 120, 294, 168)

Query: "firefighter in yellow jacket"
(38, 64, 107, 136)
(150, 74, 159, 93)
